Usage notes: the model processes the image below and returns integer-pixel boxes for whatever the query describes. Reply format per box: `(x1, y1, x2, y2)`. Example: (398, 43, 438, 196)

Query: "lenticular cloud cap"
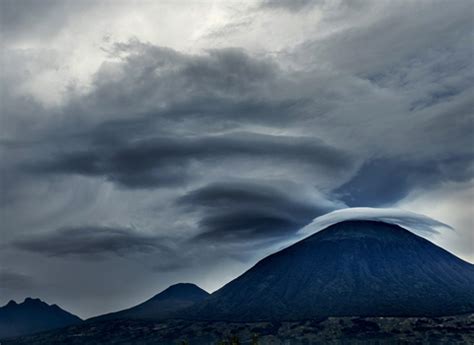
(300, 207, 453, 237)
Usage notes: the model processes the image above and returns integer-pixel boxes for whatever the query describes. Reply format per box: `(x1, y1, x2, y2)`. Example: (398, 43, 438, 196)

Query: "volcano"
(184, 220, 474, 321)
(90, 283, 209, 321)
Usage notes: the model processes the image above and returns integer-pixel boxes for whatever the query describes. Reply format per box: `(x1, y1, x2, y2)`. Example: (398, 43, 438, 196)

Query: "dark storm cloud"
(13, 226, 172, 259)
(9, 44, 339, 190)
(62, 42, 325, 136)
(3, 44, 296, 142)
(178, 181, 339, 241)
(85, 44, 279, 117)
(335, 156, 474, 207)
(26, 132, 352, 188)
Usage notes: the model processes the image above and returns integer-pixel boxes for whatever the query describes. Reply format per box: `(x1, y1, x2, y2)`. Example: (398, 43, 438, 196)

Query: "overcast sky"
(1, 0, 473, 319)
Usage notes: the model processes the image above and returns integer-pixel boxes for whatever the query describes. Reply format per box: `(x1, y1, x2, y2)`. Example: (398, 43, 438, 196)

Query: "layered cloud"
(27, 132, 352, 189)
(12, 226, 172, 259)
(178, 180, 342, 241)
(336, 156, 474, 207)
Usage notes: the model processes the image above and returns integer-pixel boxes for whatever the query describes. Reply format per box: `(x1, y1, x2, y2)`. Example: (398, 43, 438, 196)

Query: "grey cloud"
(304, 1, 472, 76)
(26, 132, 353, 189)
(0, 0, 62, 36)
(59, 42, 321, 138)
(0, 270, 35, 291)
(84, 44, 279, 116)
(259, 0, 369, 13)
(288, 0, 474, 143)
(13, 226, 172, 259)
(178, 180, 341, 241)
(1, 43, 288, 139)
(259, 0, 319, 12)
(335, 156, 474, 207)
(0, 0, 92, 43)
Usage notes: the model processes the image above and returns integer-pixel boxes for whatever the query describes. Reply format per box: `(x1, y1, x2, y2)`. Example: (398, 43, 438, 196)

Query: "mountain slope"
(0, 298, 82, 339)
(91, 283, 209, 321)
(184, 220, 474, 321)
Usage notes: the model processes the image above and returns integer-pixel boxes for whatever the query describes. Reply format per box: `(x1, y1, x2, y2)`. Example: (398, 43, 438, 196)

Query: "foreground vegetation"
(3, 314, 473, 344)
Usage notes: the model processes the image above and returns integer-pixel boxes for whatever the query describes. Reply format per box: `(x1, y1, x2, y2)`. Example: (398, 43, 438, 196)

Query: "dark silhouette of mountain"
(184, 220, 474, 321)
(0, 297, 82, 339)
(90, 283, 209, 321)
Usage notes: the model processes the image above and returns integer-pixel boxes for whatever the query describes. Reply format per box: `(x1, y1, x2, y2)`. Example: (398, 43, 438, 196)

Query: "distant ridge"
(0, 297, 82, 339)
(90, 283, 209, 321)
(183, 220, 474, 321)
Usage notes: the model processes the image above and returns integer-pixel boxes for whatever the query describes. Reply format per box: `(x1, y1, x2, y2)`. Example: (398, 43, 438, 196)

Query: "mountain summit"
(91, 283, 209, 321)
(185, 220, 474, 321)
(0, 297, 82, 339)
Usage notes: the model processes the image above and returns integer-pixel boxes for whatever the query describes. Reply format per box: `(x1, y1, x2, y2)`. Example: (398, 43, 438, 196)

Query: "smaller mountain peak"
(6, 300, 18, 307)
(168, 282, 202, 290)
(165, 282, 208, 294)
(152, 283, 209, 301)
(0, 298, 81, 338)
(23, 297, 46, 306)
(89, 282, 210, 322)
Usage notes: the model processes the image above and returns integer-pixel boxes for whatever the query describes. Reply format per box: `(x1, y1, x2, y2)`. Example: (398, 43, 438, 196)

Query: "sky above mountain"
(1, 0, 473, 318)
